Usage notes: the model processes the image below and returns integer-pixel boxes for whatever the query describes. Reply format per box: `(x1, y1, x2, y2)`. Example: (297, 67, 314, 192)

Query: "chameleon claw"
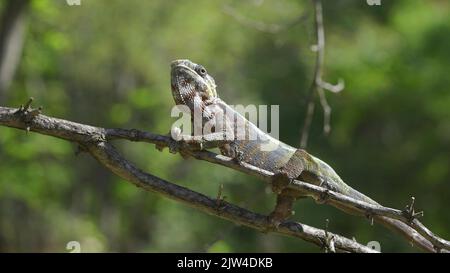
(231, 146, 244, 164)
(199, 141, 204, 150)
(155, 138, 191, 160)
(167, 139, 181, 154)
(316, 189, 330, 204)
(155, 130, 176, 152)
(236, 150, 244, 161)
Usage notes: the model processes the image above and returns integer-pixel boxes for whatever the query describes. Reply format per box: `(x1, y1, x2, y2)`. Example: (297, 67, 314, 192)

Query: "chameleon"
(167, 59, 434, 251)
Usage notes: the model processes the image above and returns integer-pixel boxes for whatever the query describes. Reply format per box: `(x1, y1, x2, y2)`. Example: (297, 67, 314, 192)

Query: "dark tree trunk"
(0, 0, 30, 101)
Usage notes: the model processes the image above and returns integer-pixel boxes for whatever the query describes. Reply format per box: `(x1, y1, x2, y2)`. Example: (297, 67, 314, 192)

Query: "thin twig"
(300, 0, 344, 148)
(300, 95, 316, 149)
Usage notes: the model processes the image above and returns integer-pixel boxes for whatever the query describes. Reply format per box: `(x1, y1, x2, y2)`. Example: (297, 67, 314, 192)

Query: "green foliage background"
(0, 0, 449, 252)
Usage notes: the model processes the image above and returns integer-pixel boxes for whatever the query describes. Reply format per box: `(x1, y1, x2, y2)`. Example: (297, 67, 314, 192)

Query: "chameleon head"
(170, 59, 217, 106)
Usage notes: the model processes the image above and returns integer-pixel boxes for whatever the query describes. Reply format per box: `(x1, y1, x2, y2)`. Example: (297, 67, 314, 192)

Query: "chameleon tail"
(345, 187, 435, 252)
(374, 216, 435, 252)
(299, 151, 435, 251)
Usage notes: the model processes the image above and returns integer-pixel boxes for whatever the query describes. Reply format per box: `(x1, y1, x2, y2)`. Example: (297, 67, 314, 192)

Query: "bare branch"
(300, 97, 316, 149)
(223, 4, 308, 34)
(105, 129, 450, 253)
(0, 103, 376, 253)
(317, 88, 331, 135)
(317, 78, 345, 93)
(2, 101, 449, 252)
(300, 0, 344, 148)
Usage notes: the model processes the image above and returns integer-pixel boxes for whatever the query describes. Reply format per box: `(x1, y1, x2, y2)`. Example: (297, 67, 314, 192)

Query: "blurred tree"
(0, 0, 30, 100)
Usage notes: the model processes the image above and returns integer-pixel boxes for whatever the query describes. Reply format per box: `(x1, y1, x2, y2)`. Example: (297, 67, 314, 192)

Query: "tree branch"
(107, 128, 449, 253)
(0, 103, 378, 253)
(2, 101, 450, 252)
(222, 4, 308, 34)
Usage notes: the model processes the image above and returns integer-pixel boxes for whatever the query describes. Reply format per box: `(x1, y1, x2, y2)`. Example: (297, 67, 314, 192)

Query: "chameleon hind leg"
(267, 189, 305, 228)
(266, 149, 309, 229)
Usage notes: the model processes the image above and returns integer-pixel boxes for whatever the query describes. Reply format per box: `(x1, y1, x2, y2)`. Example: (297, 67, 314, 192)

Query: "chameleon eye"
(196, 65, 207, 76)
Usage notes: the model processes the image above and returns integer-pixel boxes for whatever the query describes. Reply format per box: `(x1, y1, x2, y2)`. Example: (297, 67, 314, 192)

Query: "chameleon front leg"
(160, 125, 233, 157)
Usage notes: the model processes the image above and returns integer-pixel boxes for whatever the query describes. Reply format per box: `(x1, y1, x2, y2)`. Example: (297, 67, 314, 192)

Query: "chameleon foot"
(230, 145, 244, 164)
(264, 193, 296, 233)
(154, 130, 186, 155)
(156, 127, 205, 158)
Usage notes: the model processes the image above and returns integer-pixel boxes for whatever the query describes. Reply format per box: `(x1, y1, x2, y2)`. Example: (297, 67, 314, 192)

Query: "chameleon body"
(168, 59, 433, 251)
(170, 59, 373, 203)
